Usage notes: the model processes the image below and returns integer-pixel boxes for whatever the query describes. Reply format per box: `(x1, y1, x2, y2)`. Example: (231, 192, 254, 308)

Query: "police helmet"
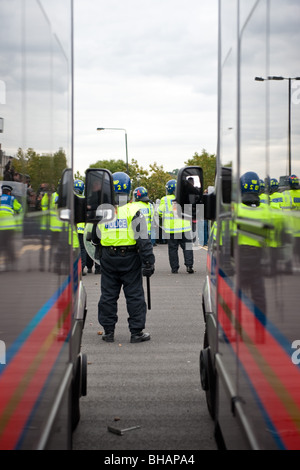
(289, 174, 299, 189)
(1, 184, 13, 192)
(74, 179, 85, 195)
(133, 186, 149, 202)
(166, 179, 176, 195)
(113, 172, 131, 205)
(240, 172, 260, 194)
(270, 178, 279, 193)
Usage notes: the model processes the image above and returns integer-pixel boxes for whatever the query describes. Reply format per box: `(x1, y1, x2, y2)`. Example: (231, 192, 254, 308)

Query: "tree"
(145, 163, 172, 202)
(14, 148, 28, 177)
(78, 151, 216, 202)
(127, 159, 149, 191)
(185, 149, 216, 189)
(13, 147, 67, 191)
(89, 158, 127, 174)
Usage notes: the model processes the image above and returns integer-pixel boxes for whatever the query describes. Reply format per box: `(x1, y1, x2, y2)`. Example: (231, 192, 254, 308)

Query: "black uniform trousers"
(78, 233, 87, 269)
(98, 247, 147, 334)
(167, 232, 194, 271)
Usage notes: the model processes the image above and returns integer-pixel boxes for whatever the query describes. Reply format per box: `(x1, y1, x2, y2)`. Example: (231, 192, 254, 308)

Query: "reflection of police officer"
(282, 175, 300, 264)
(95, 172, 155, 344)
(158, 179, 194, 274)
(282, 174, 300, 210)
(0, 184, 23, 269)
(236, 172, 267, 341)
(268, 178, 285, 274)
(75, 179, 101, 275)
(74, 179, 87, 275)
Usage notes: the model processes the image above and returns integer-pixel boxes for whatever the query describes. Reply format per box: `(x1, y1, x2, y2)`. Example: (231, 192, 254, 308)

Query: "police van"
(0, 1, 114, 450)
(176, 0, 300, 450)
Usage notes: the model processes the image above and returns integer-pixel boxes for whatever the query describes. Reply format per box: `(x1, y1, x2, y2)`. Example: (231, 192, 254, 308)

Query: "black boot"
(130, 331, 151, 343)
(102, 331, 114, 342)
(186, 266, 194, 274)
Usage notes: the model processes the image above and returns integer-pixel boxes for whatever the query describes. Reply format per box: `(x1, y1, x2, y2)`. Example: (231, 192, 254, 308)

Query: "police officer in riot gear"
(236, 172, 267, 336)
(158, 179, 194, 274)
(282, 174, 300, 210)
(95, 172, 155, 343)
(132, 186, 154, 238)
(74, 179, 88, 275)
(0, 184, 23, 269)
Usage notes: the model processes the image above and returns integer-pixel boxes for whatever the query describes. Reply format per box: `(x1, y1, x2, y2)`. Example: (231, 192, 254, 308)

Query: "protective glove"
(142, 263, 155, 277)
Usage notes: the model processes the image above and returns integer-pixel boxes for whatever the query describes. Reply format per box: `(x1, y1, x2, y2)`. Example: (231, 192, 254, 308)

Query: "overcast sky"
(73, 0, 218, 175)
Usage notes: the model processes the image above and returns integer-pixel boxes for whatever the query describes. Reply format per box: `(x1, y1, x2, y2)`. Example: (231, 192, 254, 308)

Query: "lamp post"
(255, 76, 300, 175)
(97, 127, 129, 173)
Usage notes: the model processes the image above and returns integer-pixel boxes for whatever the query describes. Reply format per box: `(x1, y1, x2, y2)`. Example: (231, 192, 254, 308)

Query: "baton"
(146, 276, 151, 310)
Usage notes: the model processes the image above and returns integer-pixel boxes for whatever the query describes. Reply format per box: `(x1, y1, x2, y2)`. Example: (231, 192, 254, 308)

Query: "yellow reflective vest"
(50, 192, 65, 232)
(282, 189, 300, 210)
(40, 192, 50, 230)
(269, 191, 284, 210)
(131, 201, 153, 235)
(98, 203, 140, 246)
(0, 193, 23, 230)
(234, 202, 270, 247)
(158, 195, 191, 234)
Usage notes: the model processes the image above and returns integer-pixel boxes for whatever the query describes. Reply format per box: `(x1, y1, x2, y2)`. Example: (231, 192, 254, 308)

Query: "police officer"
(158, 179, 194, 273)
(269, 178, 284, 209)
(282, 175, 300, 264)
(259, 179, 268, 205)
(0, 184, 23, 269)
(95, 172, 155, 343)
(236, 172, 267, 323)
(74, 179, 101, 275)
(74, 179, 87, 275)
(132, 186, 154, 239)
(282, 174, 300, 210)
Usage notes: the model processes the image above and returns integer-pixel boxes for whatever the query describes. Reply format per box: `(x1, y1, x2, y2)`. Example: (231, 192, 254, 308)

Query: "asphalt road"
(72, 242, 217, 451)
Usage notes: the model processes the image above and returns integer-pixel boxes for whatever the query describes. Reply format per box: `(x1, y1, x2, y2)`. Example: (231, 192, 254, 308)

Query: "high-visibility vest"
(259, 193, 268, 205)
(0, 194, 23, 230)
(269, 191, 284, 210)
(49, 192, 65, 232)
(70, 226, 80, 248)
(282, 189, 300, 210)
(131, 201, 153, 235)
(158, 195, 191, 234)
(98, 203, 139, 246)
(40, 192, 50, 230)
(77, 222, 85, 235)
(75, 194, 85, 239)
(234, 202, 270, 247)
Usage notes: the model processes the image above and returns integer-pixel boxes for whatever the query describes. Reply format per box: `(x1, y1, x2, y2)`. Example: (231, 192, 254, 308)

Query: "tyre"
(200, 347, 216, 419)
(71, 353, 87, 431)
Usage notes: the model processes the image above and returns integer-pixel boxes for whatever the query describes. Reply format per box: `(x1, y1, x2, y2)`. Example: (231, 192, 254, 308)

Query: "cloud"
(74, 0, 218, 175)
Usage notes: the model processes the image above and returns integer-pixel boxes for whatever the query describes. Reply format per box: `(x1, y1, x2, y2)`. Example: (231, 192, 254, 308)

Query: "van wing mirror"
(221, 166, 232, 204)
(175, 166, 203, 217)
(85, 168, 115, 223)
(57, 168, 72, 209)
(203, 166, 232, 220)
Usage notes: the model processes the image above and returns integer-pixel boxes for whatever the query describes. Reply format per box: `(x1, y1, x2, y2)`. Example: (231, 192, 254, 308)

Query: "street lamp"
(97, 127, 129, 173)
(255, 76, 300, 175)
